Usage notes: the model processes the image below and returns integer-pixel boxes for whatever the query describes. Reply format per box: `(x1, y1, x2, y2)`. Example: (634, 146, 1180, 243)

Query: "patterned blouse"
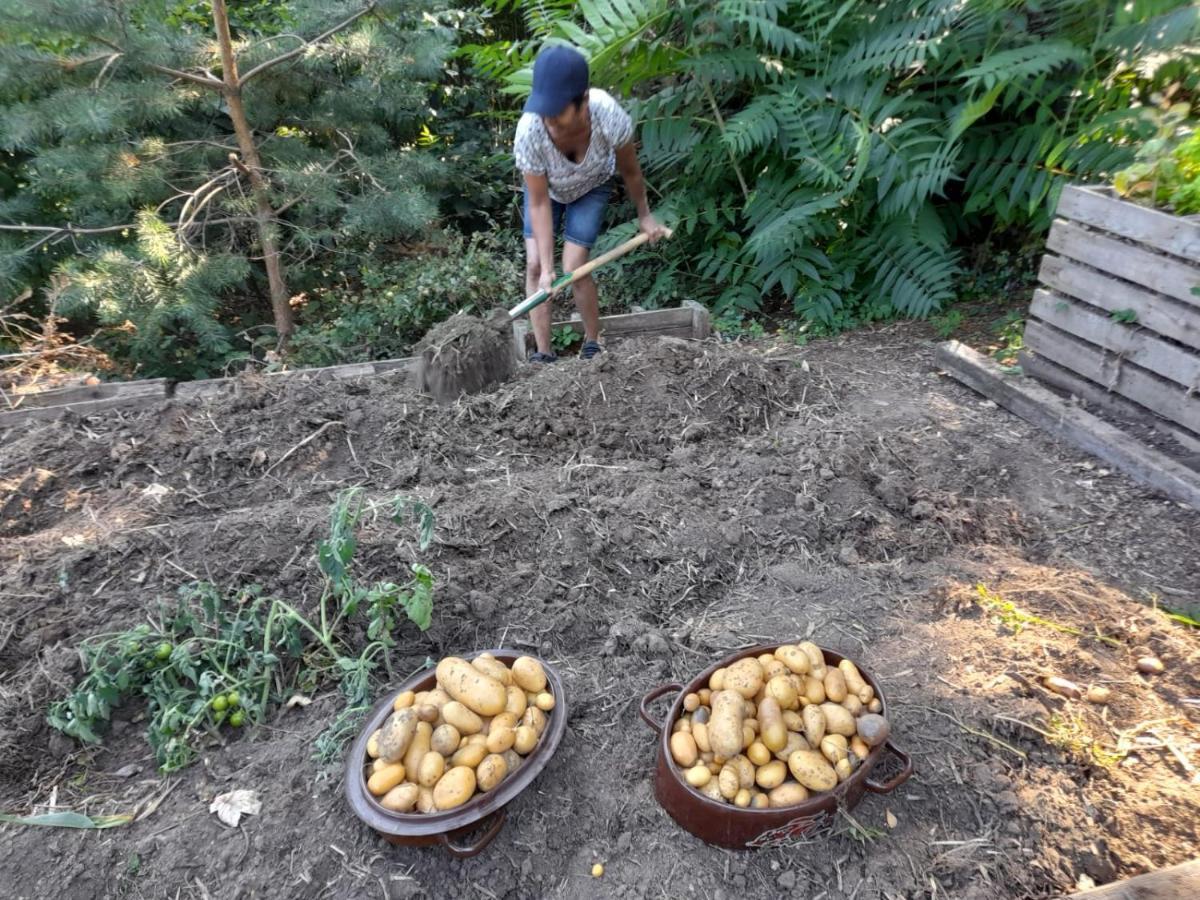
(513, 88, 634, 204)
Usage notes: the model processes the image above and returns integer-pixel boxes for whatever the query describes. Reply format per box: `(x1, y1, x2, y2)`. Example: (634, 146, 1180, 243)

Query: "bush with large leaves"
(474, 0, 1200, 325)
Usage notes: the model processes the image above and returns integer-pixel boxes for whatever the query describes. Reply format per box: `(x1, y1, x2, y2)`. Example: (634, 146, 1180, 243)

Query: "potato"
(734, 788, 752, 808)
(464, 732, 488, 747)
(476, 754, 508, 792)
(402, 721, 432, 775)
(755, 760, 787, 790)
(856, 714, 890, 747)
(782, 710, 804, 732)
(513, 725, 538, 755)
(535, 692, 555, 712)
(820, 702, 857, 738)
(366, 729, 382, 759)
(742, 723, 756, 749)
(486, 713, 519, 754)
(758, 696, 787, 752)
(673, 717, 691, 734)
(747, 741, 771, 766)
(693, 706, 710, 725)
(762, 658, 790, 682)
(671, 732, 699, 768)
(505, 685, 528, 718)
(757, 652, 776, 668)
(417, 751, 446, 788)
(367, 762, 407, 796)
(709, 667, 727, 691)
(416, 786, 436, 813)
(766, 675, 799, 711)
(521, 706, 548, 736)
(377, 709, 418, 763)
(709, 691, 746, 759)
(850, 735, 871, 760)
(472, 656, 513, 686)
(683, 692, 701, 712)
(774, 731, 810, 762)
(451, 741, 488, 769)
(424, 688, 452, 709)
(511, 656, 547, 693)
(802, 705, 826, 746)
(718, 765, 740, 800)
(797, 642, 827, 678)
(857, 684, 875, 705)
(433, 766, 477, 810)
(684, 765, 711, 788)
(431, 723, 461, 757)
(393, 690, 415, 711)
(413, 691, 429, 706)
(415, 705, 439, 724)
(441, 701, 483, 736)
(372, 758, 388, 774)
(744, 714, 759, 732)
(502, 749, 523, 773)
(787, 749, 838, 792)
(698, 688, 712, 706)
(768, 783, 810, 808)
(380, 782, 419, 813)
(725, 658, 764, 700)
(752, 792, 770, 809)
(730, 754, 756, 789)
(774, 645, 811, 676)
(820, 734, 849, 765)
(835, 757, 853, 782)
(707, 760, 723, 775)
(436, 657, 507, 717)
(841, 695, 864, 717)
(868, 698, 882, 714)
(692, 721, 712, 753)
(699, 778, 726, 803)
(823, 669, 847, 703)
(803, 675, 827, 706)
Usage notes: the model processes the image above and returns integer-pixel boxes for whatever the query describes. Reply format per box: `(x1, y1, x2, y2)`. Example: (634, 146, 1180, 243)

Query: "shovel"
(507, 227, 674, 319)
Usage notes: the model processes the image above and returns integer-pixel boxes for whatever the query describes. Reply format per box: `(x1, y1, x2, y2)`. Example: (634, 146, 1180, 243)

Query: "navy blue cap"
(524, 45, 589, 116)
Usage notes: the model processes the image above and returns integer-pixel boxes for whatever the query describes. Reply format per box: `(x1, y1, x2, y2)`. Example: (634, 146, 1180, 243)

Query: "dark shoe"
(580, 340, 603, 360)
(528, 351, 559, 363)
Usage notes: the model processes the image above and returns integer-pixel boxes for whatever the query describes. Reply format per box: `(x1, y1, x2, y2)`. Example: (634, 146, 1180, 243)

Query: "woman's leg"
(561, 184, 612, 348)
(523, 186, 561, 356)
(561, 241, 599, 343)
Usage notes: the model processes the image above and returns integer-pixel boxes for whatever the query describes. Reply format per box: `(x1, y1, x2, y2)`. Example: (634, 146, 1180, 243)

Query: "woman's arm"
(524, 173, 556, 291)
(615, 143, 666, 243)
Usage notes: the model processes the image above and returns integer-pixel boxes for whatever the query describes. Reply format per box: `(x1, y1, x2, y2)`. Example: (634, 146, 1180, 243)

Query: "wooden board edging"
(1059, 185, 1200, 261)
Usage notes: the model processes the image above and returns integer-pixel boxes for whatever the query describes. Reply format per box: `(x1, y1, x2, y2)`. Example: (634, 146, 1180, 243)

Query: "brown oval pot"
(640, 643, 912, 850)
(345, 650, 566, 858)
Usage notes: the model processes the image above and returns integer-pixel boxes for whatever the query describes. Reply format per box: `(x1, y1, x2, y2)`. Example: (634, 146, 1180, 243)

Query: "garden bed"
(0, 327, 1197, 898)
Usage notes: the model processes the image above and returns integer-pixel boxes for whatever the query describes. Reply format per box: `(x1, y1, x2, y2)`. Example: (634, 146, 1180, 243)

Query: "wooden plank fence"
(1024, 184, 1200, 447)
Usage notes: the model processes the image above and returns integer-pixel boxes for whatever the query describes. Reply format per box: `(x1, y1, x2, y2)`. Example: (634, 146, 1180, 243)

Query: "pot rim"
(658, 642, 888, 815)
(344, 649, 566, 838)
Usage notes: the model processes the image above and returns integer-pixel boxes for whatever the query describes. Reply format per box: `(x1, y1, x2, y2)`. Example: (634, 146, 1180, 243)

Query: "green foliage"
(472, 0, 1200, 325)
(287, 228, 523, 366)
(1114, 104, 1200, 213)
(1110, 308, 1139, 324)
(47, 488, 437, 771)
(551, 324, 582, 352)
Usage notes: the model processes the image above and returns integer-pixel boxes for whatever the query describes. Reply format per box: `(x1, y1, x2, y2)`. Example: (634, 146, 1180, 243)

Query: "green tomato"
(225, 691, 240, 709)
(154, 642, 173, 660)
(212, 695, 228, 712)
(229, 711, 245, 728)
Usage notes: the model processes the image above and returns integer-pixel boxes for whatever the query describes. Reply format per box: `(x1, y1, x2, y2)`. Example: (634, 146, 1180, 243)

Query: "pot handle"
(438, 808, 507, 858)
(639, 683, 684, 735)
(864, 741, 913, 795)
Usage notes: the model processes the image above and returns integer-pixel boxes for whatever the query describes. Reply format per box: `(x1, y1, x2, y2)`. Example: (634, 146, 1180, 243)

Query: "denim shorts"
(522, 182, 612, 249)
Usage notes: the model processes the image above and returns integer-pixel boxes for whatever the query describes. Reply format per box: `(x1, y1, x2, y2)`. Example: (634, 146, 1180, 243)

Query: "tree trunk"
(212, 0, 294, 345)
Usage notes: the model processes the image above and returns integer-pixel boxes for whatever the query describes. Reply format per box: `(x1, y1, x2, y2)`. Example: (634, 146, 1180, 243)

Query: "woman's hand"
(538, 269, 556, 295)
(639, 213, 668, 244)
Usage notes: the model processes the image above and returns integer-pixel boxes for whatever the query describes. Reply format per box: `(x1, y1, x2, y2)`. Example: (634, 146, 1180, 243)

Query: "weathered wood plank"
(1058, 185, 1200, 261)
(1046, 219, 1200, 307)
(935, 340, 1200, 510)
(1063, 858, 1200, 899)
(1, 378, 168, 411)
(1024, 320, 1200, 434)
(0, 390, 167, 427)
(1020, 351, 1200, 455)
(1030, 289, 1200, 390)
(1039, 255, 1200, 352)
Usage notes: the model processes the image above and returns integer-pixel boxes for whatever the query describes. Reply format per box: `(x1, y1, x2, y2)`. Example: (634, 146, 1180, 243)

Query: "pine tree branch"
(237, 2, 378, 87)
(91, 36, 224, 90)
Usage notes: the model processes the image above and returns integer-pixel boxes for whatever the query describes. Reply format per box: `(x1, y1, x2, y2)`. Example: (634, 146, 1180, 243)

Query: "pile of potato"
(364, 654, 554, 813)
(669, 643, 890, 808)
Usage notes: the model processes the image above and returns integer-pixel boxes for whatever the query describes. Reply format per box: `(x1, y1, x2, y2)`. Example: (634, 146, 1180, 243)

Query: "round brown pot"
(640, 643, 912, 849)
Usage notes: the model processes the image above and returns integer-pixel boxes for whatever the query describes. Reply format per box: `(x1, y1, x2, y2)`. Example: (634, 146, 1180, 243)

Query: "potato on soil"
(431, 723, 461, 757)
(755, 760, 787, 790)
(392, 690, 415, 711)
(766, 675, 799, 710)
(441, 700, 483, 735)
(788, 749, 838, 792)
(377, 709, 418, 763)
(514, 725, 538, 755)
(774, 731, 810, 762)
(505, 685, 528, 717)
(734, 788, 752, 808)
(685, 765, 711, 788)
(521, 706, 548, 736)
(366, 729, 382, 759)
(850, 735, 871, 759)
(511, 656, 547, 693)
(856, 713, 890, 747)
(502, 749, 523, 773)
(451, 741, 489, 769)
(380, 783, 419, 813)
(768, 783, 810, 808)
(433, 766, 477, 810)
(747, 741, 771, 766)
(476, 753, 508, 792)
(820, 734, 849, 765)
(803, 675, 827, 706)
(534, 691, 555, 711)
(820, 702, 857, 737)
(802, 704, 826, 746)
(671, 732, 699, 767)
(752, 792, 770, 809)
(724, 658, 764, 699)
(708, 690, 746, 758)
(471, 655, 513, 686)
(758, 696, 787, 752)
(417, 751, 445, 788)
(367, 762, 407, 796)
(417, 786, 436, 813)
(718, 765, 740, 800)
(823, 669, 847, 703)
(699, 778, 726, 803)
(692, 721, 711, 753)
(797, 642, 826, 677)
(436, 657, 507, 717)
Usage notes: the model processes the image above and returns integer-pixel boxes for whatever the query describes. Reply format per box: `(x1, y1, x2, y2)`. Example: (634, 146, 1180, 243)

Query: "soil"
(409, 310, 516, 403)
(1, 325, 1198, 900)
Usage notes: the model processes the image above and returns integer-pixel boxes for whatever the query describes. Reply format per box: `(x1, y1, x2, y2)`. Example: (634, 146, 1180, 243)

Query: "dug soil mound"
(1, 329, 1197, 899)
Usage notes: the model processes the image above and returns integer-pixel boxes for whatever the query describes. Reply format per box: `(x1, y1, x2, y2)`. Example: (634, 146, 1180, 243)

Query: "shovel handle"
(508, 226, 673, 320)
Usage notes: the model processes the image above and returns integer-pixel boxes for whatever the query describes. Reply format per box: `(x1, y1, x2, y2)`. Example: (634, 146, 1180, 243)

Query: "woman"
(514, 45, 667, 362)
